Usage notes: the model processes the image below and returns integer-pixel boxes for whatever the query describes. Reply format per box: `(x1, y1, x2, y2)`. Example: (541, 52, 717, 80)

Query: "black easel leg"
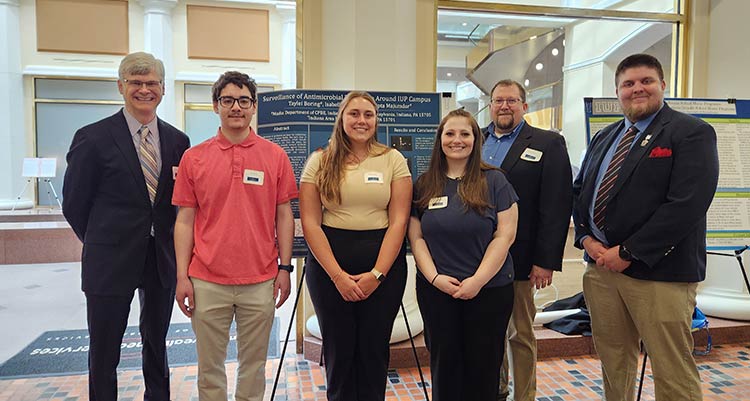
(400, 302, 430, 401)
(270, 263, 307, 400)
(637, 344, 648, 401)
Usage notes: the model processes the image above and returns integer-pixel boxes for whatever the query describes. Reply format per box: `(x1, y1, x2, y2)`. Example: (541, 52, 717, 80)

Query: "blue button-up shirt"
(482, 120, 525, 167)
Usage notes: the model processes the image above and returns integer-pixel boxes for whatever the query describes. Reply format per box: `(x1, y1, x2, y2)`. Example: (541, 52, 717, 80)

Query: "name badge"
(243, 169, 265, 185)
(520, 148, 543, 162)
(364, 172, 384, 184)
(172, 166, 179, 180)
(428, 196, 448, 210)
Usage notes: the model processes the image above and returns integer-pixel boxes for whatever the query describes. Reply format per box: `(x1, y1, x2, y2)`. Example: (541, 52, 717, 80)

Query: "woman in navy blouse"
(408, 109, 519, 401)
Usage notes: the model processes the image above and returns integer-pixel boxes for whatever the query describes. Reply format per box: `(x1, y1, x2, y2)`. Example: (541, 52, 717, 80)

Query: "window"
(436, 1, 684, 167)
(34, 78, 123, 206)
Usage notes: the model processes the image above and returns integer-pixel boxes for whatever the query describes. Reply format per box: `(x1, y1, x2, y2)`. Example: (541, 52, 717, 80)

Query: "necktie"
(138, 126, 159, 204)
(593, 126, 639, 230)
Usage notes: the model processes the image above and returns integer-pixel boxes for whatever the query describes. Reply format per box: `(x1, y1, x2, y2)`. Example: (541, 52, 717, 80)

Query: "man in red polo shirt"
(173, 71, 298, 401)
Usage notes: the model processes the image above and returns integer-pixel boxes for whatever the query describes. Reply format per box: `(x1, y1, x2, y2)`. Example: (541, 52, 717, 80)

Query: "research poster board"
(257, 90, 441, 256)
(584, 97, 750, 251)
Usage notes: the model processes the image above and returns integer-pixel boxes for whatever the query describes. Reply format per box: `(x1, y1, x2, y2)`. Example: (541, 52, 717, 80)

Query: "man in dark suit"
(573, 54, 719, 401)
(482, 79, 573, 401)
(62, 52, 190, 401)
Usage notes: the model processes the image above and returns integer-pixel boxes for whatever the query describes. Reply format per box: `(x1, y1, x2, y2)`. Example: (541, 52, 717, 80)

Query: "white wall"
(10, 0, 289, 207)
(172, 1, 287, 85)
(438, 43, 471, 68)
(706, 0, 750, 99)
(319, 0, 418, 91)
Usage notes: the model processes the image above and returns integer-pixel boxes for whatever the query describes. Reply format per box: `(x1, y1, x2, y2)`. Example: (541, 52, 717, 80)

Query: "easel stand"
(11, 178, 35, 211)
(42, 178, 62, 208)
(707, 245, 750, 295)
(11, 177, 61, 210)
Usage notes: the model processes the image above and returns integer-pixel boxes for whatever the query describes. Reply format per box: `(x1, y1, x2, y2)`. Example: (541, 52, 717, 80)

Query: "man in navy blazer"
(573, 54, 719, 401)
(63, 52, 190, 401)
(482, 79, 573, 401)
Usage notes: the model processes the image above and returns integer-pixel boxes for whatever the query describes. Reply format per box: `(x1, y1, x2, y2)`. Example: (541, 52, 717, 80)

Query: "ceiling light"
(535, 63, 544, 71)
(529, 35, 537, 40)
(447, 72, 452, 77)
(462, 22, 467, 26)
(524, 79, 530, 87)
(563, 39, 566, 47)
(552, 48, 559, 56)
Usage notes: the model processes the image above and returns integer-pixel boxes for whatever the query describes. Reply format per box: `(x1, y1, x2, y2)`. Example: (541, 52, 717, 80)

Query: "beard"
(494, 114, 515, 132)
(622, 99, 661, 122)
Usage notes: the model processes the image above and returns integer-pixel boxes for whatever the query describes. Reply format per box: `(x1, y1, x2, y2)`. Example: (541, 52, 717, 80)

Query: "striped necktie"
(138, 126, 159, 204)
(593, 126, 639, 230)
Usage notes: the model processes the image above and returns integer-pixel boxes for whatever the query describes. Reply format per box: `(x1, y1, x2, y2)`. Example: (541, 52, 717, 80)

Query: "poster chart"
(257, 90, 441, 255)
(584, 97, 750, 250)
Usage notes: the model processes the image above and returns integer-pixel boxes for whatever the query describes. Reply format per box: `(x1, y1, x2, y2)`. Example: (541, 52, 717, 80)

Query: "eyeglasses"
(490, 98, 522, 106)
(218, 96, 256, 109)
(123, 79, 162, 90)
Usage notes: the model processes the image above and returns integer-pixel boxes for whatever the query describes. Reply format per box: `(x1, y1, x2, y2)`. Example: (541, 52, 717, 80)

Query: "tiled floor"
(1, 343, 749, 400)
(2, 258, 749, 400)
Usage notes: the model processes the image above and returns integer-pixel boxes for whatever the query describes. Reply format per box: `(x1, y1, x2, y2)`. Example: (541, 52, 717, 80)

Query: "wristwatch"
(278, 263, 294, 273)
(619, 245, 633, 262)
(371, 268, 386, 282)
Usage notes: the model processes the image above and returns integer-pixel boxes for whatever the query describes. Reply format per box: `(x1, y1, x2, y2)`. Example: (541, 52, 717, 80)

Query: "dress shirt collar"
(489, 119, 525, 140)
(123, 107, 158, 139)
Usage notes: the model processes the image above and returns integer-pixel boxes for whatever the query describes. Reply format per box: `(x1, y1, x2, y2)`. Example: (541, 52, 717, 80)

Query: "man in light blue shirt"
(482, 79, 573, 401)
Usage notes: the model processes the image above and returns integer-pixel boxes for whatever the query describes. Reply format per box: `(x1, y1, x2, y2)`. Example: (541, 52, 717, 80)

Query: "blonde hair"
(118, 52, 165, 81)
(317, 91, 389, 204)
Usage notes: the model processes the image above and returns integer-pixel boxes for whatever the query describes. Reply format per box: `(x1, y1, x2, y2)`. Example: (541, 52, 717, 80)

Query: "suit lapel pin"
(640, 134, 652, 147)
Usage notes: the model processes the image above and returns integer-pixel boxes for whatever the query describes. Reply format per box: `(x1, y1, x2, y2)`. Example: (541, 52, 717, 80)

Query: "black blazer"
(572, 104, 719, 282)
(483, 123, 573, 280)
(63, 110, 190, 295)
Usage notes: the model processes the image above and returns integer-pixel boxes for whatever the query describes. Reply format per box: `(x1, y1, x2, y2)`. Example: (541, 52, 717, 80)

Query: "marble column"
(138, 0, 177, 125)
(0, 0, 30, 209)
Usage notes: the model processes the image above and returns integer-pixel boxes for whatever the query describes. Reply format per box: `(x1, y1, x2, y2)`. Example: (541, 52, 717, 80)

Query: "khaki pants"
(191, 278, 275, 401)
(499, 280, 537, 401)
(582, 264, 702, 401)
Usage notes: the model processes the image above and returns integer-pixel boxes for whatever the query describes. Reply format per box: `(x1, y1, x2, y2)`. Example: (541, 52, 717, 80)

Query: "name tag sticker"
(520, 148, 543, 162)
(172, 166, 178, 180)
(428, 196, 448, 210)
(243, 169, 265, 186)
(364, 172, 384, 184)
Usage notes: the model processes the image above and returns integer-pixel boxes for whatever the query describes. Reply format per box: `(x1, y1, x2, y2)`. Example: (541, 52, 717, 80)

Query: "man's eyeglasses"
(490, 98, 522, 106)
(123, 79, 162, 90)
(218, 96, 256, 109)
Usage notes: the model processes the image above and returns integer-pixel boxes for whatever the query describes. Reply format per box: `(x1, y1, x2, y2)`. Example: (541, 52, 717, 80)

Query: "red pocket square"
(649, 147, 672, 158)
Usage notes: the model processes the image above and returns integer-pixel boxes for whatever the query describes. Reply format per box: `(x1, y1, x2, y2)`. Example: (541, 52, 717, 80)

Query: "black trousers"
(85, 238, 175, 401)
(306, 226, 407, 401)
(417, 277, 514, 401)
